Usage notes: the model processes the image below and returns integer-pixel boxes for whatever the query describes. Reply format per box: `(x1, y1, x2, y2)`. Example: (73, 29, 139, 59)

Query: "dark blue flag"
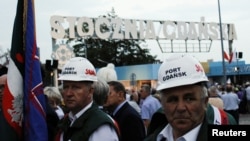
(3, 0, 48, 140)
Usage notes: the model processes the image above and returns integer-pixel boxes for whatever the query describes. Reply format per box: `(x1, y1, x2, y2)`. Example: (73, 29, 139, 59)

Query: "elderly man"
(151, 54, 209, 141)
(144, 55, 237, 141)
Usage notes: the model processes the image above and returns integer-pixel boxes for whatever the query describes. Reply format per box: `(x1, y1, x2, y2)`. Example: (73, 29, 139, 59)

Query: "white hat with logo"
(157, 54, 208, 91)
(58, 57, 97, 81)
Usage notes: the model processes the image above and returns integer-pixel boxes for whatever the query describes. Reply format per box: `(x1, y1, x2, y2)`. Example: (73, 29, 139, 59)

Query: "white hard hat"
(58, 57, 97, 81)
(157, 54, 208, 91)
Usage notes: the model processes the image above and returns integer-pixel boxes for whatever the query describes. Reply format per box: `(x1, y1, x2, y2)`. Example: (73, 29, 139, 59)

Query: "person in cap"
(151, 54, 209, 141)
(54, 57, 119, 141)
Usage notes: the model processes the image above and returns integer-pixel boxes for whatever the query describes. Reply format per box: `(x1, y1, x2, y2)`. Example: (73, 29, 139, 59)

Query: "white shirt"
(55, 106, 65, 120)
(60, 102, 119, 141)
(128, 100, 141, 114)
(156, 123, 202, 141)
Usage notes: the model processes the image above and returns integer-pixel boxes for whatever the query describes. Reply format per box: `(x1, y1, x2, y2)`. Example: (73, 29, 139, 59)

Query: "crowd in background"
(1, 54, 250, 141)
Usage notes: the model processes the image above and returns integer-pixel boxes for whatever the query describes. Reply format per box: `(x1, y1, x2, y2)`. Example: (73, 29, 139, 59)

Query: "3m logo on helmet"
(195, 64, 204, 72)
(162, 67, 187, 81)
(85, 69, 96, 76)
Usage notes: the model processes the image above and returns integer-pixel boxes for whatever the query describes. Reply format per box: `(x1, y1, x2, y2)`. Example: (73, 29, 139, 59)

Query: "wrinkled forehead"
(160, 84, 204, 96)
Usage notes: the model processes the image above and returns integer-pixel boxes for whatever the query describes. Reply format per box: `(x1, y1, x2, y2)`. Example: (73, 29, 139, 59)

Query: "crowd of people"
(0, 54, 250, 141)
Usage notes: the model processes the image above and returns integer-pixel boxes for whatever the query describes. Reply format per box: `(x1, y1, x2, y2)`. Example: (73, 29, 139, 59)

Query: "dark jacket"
(145, 104, 236, 141)
(55, 103, 119, 141)
(45, 95, 60, 141)
(144, 113, 208, 141)
(113, 102, 146, 141)
(0, 110, 20, 141)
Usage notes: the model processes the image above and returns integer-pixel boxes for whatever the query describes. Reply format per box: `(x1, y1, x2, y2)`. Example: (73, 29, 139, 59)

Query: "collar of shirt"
(157, 123, 202, 141)
(68, 101, 93, 126)
(112, 101, 126, 116)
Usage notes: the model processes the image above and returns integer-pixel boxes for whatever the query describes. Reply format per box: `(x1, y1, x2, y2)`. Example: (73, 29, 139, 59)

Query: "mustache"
(173, 116, 190, 119)
(171, 113, 191, 119)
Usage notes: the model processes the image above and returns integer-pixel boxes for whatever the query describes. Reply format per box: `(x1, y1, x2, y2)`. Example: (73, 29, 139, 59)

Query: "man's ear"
(118, 91, 125, 99)
(89, 86, 95, 95)
(204, 97, 209, 110)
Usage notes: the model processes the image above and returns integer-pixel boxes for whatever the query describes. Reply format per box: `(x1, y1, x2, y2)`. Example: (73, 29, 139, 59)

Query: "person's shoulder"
(88, 104, 113, 120)
(147, 107, 168, 136)
(207, 104, 237, 125)
(225, 112, 237, 125)
(144, 95, 160, 103)
(123, 102, 141, 116)
(145, 123, 166, 141)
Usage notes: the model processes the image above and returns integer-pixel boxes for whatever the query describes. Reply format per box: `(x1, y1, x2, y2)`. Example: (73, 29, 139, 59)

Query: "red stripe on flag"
(223, 51, 230, 61)
(218, 109, 229, 125)
(229, 48, 237, 63)
(29, 84, 46, 118)
(3, 80, 22, 137)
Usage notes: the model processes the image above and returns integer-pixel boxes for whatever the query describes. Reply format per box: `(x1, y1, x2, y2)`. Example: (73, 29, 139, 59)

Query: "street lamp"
(236, 52, 243, 84)
(45, 59, 58, 87)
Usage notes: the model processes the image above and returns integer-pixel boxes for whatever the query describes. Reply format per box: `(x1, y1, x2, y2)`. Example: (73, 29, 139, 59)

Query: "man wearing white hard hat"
(145, 54, 237, 141)
(155, 54, 209, 141)
(55, 57, 119, 141)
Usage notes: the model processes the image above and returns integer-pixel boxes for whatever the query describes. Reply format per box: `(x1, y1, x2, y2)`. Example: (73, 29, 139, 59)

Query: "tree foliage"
(66, 8, 158, 68)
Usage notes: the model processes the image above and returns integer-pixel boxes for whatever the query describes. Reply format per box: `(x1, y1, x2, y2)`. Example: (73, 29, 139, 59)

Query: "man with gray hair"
(149, 54, 209, 141)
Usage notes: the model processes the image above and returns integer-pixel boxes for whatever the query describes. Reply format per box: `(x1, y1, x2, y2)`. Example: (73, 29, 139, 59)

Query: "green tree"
(66, 8, 158, 68)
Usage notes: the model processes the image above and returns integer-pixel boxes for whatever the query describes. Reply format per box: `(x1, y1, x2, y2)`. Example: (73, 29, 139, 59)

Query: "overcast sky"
(0, 0, 250, 64)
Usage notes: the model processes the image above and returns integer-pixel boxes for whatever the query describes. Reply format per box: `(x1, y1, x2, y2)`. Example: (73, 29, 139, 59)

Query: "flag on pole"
(223, 51, 230, 62)
(2, 0, 48, 141)
(223, 48, 237, 64)
(229, 48, 237, 63)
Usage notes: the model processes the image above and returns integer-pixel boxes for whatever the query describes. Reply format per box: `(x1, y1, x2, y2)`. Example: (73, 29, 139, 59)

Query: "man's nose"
(176, 100, 187, 111)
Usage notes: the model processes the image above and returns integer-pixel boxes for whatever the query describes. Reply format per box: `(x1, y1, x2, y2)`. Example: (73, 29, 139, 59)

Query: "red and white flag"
(224, 48, 237, 63)
(223, 51, 230, 61)
(229, 48, 237, 63)
(2, 0, 48, 140)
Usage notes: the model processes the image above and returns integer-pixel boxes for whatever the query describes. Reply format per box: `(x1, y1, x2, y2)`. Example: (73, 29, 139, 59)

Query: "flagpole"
(218, 0, 227, 86)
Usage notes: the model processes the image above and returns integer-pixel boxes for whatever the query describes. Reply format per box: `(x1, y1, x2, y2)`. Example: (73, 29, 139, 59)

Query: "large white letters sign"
(50, 16, 237, 41)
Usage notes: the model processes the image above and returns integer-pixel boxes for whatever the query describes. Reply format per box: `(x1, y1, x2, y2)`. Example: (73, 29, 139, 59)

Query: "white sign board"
(50, 16, 237, 41)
